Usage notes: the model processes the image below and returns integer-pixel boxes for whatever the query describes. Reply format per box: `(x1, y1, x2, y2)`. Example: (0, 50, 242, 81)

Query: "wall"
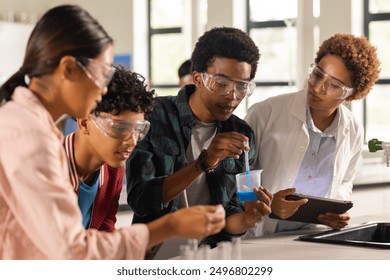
(350, 185, 390, 217)
(0, 22, 33, 84)
(0, 0, 133, 55)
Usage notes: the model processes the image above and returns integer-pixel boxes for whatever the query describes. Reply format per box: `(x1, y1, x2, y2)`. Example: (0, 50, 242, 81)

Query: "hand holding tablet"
(269, 193, 353, 224)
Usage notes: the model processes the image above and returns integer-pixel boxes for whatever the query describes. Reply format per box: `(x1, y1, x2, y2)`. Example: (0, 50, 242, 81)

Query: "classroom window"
(364, 0, 390, 142)
(148, 0, 208, 97)
(148, 0, 185, 96)
(246, 0, 298, 108)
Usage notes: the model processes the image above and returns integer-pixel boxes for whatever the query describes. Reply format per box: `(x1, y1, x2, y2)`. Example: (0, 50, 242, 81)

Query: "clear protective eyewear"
(90, 114, 150, 141)
(76, 56, 115, 89)
(201, 72, 255, 99)
(308, 64, 354, 100)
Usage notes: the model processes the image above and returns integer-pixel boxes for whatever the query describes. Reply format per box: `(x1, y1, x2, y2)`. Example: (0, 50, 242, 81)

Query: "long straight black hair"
(0, 4, 113, 103)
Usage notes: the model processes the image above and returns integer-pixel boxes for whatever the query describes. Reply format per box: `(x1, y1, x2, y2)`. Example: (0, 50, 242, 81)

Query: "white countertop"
(237, 214, 390, 260)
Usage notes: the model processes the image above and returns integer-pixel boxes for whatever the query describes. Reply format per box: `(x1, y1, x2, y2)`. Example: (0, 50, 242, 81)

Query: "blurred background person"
(178, 59, 193, 87)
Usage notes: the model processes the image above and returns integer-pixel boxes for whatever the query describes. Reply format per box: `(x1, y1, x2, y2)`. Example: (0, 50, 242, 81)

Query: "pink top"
(0, 87, 149, 259)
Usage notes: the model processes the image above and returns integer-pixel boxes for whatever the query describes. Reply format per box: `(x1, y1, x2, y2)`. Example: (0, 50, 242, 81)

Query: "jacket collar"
(63, 133, 104, 192)
(177, 85, 198, 128)
(290, 87, 351, 135)
(290, 88, 308, 124)
(176, 85, 222, 131)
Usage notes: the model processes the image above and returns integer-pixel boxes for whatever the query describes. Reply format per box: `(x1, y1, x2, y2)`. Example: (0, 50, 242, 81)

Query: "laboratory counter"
(236, 214, 390, 260)
(171, 214, 390, 260)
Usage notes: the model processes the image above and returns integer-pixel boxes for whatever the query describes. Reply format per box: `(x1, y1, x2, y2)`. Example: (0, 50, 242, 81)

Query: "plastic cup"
(235, 169, 263, 202)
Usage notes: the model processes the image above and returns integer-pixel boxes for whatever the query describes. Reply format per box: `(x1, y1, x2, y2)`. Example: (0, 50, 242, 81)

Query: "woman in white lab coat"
(245, 33, 381, 237)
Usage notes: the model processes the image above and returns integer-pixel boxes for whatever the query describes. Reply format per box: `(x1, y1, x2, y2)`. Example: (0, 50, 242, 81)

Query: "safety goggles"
(201, 72, 255, 99)
(90, 114, 150, 141)
(308, 64, 354, 100)
(76, 56, 115, 90)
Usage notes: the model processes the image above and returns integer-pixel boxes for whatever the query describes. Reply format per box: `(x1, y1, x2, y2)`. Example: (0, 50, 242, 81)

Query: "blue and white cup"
(235, 169, 263, 202)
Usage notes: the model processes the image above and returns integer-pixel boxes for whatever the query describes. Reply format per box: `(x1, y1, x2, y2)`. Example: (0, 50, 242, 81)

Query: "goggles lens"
(77, 57, 115, 89)
(308, 64, 354, 99)
(201, 72, 255, 99)
(90, 114, 150, 141)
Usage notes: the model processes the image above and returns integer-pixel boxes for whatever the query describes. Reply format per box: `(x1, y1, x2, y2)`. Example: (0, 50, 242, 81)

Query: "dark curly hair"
(191, 27, 260, 79)
(94, 65, 155, 116)
(315, 33, 381, 101)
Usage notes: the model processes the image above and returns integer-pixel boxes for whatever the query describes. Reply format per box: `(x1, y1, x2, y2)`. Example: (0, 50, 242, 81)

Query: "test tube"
(231, 237, 242, 260)
(188, 239, 198, 253)
(179, 245, 194, 260)
(195, 244, 211, 260)
(217, 241, 231, 259)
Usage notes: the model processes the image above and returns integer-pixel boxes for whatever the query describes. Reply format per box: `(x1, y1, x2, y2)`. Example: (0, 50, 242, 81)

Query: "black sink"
(299, 222, 390, 249)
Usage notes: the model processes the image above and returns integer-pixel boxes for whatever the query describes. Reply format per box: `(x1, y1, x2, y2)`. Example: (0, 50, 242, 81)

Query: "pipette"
(244, 141, 250, 188)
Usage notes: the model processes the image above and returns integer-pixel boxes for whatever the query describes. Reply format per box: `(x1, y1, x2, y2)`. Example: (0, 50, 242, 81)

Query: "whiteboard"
(0, 22, 33, 86)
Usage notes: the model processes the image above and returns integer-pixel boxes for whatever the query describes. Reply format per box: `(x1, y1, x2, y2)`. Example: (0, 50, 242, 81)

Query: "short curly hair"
(94, 65, 155, 116)
(191, 27, 260, 79)
(315, 33, 381, 101)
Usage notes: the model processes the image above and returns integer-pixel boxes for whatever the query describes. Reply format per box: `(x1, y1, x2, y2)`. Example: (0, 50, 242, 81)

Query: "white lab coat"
(244, 88, 363, 236)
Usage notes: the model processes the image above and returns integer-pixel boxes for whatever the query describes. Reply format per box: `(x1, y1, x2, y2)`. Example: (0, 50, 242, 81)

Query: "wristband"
(197, 148, 218, 173)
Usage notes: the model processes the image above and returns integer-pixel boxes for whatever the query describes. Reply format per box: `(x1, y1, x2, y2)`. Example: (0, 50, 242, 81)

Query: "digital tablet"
(298, 222, 390, 249)
(269, 193, 353, 224)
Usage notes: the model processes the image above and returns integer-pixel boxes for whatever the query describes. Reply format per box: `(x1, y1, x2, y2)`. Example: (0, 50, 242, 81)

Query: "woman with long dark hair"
(0, 4, 225, 259)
